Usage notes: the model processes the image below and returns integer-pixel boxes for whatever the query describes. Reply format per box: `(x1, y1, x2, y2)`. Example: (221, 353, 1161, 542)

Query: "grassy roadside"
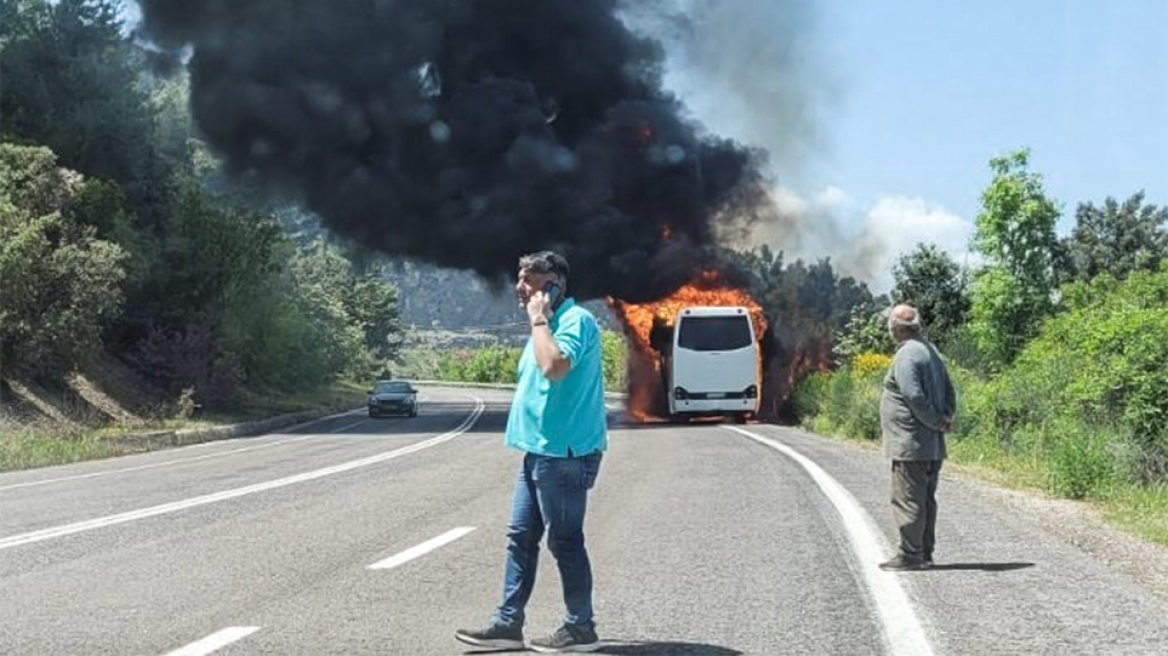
(947, 432, 1168, 547)
(804, 415, 1168, 548)
(0, 381, 367, 472)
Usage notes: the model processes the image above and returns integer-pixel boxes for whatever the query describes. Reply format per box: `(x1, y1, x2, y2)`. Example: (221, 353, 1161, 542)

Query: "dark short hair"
(518, 251, 570, 280)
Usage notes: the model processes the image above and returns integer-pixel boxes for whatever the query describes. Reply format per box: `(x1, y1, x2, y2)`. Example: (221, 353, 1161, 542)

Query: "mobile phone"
(543, 281, 563, 310)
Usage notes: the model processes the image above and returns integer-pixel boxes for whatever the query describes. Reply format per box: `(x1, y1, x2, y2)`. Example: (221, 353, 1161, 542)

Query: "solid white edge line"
(368, 526, 477, 570)
(0, 399, 485, 551)
(163, 626, 260, 656)
(723, 425, 935, 656)
(328, 418, 369, 434)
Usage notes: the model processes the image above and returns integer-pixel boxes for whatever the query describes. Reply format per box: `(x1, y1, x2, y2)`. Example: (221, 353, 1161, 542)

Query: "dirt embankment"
(1, 353, 168, 428)
(1, 354, 366, 469)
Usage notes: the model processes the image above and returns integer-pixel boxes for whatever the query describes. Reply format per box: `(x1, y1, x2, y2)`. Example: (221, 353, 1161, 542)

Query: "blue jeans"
(494, 451, 603, 631)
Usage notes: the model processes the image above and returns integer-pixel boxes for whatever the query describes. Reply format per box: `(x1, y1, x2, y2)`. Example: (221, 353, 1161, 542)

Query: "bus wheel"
(733, 413, 748, 424)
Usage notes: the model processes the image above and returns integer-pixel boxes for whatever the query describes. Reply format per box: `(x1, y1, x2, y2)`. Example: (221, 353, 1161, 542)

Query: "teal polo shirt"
(505, 298, 608, 457)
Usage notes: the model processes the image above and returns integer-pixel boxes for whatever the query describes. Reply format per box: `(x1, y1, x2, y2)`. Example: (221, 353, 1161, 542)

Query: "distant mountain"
(384, 261, 522, 330)
(383, 260, 618, 336)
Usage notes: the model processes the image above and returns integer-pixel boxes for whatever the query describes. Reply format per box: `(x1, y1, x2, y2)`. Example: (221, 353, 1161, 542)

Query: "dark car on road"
(367, 380, 419, 418)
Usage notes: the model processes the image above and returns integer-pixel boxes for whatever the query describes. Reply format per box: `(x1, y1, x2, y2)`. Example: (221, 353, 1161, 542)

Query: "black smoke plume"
(136, 0, 765, 301)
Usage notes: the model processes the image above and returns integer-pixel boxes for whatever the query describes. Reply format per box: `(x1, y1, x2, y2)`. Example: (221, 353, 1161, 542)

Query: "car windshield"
(373, 381, 412, 394)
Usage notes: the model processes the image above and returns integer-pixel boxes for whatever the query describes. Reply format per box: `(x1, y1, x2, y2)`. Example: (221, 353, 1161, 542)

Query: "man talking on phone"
(456, 250, 608, 653)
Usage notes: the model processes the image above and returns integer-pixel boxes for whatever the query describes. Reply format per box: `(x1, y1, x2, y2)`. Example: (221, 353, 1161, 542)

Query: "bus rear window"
(676, 316, 753, 351)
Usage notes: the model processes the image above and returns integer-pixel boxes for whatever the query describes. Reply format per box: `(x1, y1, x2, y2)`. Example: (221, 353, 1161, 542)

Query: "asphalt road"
(2, 386, 1167, 655)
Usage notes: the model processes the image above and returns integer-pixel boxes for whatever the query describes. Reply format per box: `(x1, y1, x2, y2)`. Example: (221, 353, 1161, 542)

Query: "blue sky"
(822, 0, 1168, 227)
(639, 0, 1168, 289)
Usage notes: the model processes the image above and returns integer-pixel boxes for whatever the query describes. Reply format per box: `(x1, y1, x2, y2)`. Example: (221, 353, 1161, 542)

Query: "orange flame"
(608, 270, 768, 422)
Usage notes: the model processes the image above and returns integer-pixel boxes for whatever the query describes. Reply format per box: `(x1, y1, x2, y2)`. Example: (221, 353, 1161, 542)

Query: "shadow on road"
(463, 641, 742, 655)
(591, 642, 744, 655)
(926, 562, 1035, 572)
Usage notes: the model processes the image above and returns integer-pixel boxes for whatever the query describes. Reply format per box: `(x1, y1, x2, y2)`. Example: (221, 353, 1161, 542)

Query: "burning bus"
(610, 271, 769, 423)
(664, 306, 760, 422)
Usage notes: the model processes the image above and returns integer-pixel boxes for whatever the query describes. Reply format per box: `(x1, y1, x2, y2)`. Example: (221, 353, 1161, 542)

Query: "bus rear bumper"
(670, 398, 758, 415)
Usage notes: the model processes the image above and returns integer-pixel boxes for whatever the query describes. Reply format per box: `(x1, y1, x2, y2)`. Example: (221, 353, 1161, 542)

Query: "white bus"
(665, 306, 761, 422)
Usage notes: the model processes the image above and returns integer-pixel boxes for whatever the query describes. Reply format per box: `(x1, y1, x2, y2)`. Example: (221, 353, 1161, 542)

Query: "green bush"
(1046, 419, 1122, 500)
(842, 375, 883, 441)
(792, 371, 831, 421)
(824, 370, 856, 433)
(466, 345, 522, 383)
(432, 330, 627, 391)
(986, 268, 1168, 482)
(794, 266, 1168, 501)
(125, 192, 402, 404)
(438, 346, 521, 384)
(601, 330, 628, 392)
(0, 144, 128, 376)
(947, 364, 986, 441)
(436, 350, 468, 381)
(792, 351, 985, 448)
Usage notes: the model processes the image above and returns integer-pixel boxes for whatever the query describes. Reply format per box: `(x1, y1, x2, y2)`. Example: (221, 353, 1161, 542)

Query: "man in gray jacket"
(879, 304, 957, 571)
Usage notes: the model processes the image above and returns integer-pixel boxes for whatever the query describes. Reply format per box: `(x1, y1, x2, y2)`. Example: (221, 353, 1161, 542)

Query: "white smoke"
(624, 1, 976, 292)
(738, 185, 974, 293)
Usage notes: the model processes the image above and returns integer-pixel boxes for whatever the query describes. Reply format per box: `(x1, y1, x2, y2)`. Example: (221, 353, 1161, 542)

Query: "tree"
(342, 269, 404, 363)
(1055, 191, 1168, 284)
(724, 246, 885, 416)
(1, 0, 407, 406)
(0, 144, 128, 376)
(969, 148, 1060, 367)
(891, 243, 971, 349)
(728, 246, 876, 341)
(0, 0, 170, 224)
(988, 265, 1168, 484)
(833, 306, 891, 362)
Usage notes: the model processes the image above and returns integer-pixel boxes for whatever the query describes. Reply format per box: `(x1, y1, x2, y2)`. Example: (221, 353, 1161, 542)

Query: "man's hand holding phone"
(528, 282, 561, 327)
(527, 292, 549, 326)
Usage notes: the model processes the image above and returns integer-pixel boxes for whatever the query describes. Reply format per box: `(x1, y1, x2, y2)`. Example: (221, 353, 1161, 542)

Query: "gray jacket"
(880, 338, 956, 461)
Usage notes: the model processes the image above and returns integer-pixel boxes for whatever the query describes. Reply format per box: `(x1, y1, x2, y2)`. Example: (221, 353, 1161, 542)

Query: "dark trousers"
(891, 459, 942, 560)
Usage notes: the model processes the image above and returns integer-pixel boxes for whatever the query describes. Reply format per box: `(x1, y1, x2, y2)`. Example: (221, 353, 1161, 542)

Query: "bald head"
(888, 303, 922, 342)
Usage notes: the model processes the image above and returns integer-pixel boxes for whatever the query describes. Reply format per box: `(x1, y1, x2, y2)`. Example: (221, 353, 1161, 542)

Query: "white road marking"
(163, 626, 260, 656)
(328, 418, 369, 434)
(0, 400, 485, 551)
(368, 526, 477, 570)
(0, 410, 368, 492)
(723, 425, 935, 656)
